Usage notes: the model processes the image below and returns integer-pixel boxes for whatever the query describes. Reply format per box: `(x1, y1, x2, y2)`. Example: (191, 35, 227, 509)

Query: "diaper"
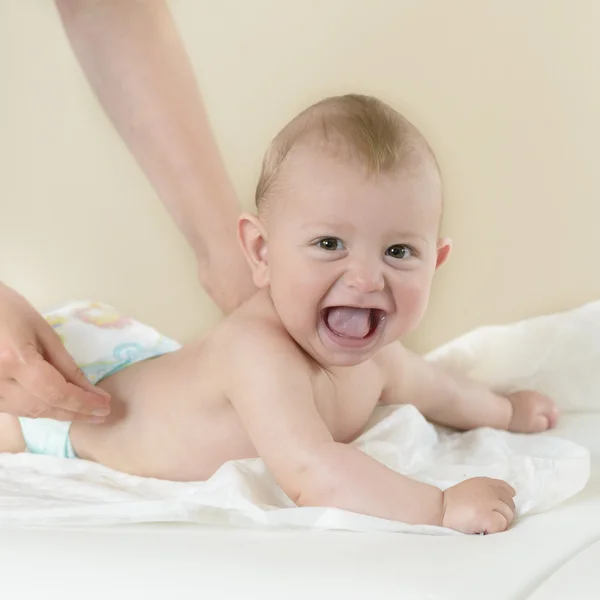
(19, 301, 181, 459)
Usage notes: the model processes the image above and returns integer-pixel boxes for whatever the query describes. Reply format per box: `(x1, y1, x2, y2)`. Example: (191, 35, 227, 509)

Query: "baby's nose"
(344, 261, 385, 293)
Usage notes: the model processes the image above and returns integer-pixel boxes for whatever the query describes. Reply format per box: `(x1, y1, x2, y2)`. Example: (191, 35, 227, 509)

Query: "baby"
(0, 94, 558, 534)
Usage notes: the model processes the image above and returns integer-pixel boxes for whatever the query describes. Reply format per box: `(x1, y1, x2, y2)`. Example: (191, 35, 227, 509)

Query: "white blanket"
(0, 301, 594, 534)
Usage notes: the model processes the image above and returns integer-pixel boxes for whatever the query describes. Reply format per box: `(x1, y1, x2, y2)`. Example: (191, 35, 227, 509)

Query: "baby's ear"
(238, 213, 270, 288)
(436, 237, 452, 269)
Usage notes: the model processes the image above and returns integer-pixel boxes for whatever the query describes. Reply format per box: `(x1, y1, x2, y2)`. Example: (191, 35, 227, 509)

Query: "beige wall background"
(1, 0, 598, 353)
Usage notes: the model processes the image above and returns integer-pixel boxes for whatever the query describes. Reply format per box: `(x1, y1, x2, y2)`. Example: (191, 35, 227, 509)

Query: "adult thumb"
(40, 328, 110, 399)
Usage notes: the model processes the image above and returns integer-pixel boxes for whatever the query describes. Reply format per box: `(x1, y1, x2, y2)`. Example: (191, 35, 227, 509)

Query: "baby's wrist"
(439, 489, 448, 528)
(504, 393, 516, 431)
(428, 486, 446, 527)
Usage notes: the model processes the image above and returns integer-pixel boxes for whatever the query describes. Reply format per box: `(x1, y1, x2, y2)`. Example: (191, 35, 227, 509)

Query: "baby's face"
(264, 148, 447, 367)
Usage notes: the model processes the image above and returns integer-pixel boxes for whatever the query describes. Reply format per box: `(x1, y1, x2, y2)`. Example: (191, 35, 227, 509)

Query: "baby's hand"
(442, 477, 516, 535)
(507, 390, 559, 433)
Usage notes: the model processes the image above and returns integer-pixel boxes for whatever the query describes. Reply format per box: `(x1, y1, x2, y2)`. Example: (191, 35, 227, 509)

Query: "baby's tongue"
(326, 307, 371, 338)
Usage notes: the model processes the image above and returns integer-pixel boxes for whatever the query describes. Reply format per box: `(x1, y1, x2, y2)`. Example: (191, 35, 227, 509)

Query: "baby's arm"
(378, 342, 558, 432)
(225, 329, 444, 526)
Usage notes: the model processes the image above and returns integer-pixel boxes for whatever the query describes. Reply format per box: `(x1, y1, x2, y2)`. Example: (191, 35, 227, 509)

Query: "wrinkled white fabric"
(0, 301, 593, 533)
(425, 300, 600, 412)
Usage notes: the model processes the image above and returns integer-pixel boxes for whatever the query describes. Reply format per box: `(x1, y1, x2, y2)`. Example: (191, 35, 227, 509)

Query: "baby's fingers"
(498, 489, 516, 512)
(492, 479, 516, 499)
(493, 501, 515, 528)
(547, 406, 559, 429)
(531, 413, 556, 433)
(477, 510, 508, 535)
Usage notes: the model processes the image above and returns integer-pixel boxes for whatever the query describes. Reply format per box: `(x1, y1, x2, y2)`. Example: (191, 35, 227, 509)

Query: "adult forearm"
(54, 0, 255, 312)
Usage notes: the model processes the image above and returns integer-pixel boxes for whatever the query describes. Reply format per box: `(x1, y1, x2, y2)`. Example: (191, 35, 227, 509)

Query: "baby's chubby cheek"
(268, 270, 322, 329)
(391, 279, 433, 334)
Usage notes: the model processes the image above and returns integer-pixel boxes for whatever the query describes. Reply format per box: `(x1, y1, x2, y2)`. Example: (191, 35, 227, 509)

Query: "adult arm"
(55, 0, 257, 314)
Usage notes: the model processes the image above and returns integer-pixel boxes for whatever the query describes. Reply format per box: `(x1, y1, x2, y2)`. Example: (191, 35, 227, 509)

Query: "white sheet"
(0, 301, 593, 533)
(426, 299, 600, 412)
(0, 404, 588, 531)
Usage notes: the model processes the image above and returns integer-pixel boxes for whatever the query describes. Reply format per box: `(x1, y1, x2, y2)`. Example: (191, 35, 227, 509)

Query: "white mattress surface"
(527, 539, 600, 600)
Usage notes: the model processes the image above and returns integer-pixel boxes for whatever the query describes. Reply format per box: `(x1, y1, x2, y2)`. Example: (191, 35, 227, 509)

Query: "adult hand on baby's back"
(0, 283, 110, 421)
(442, 477, 516, 535)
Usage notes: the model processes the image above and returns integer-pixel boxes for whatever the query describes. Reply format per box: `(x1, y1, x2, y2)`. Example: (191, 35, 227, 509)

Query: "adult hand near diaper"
(506, 390, 559, 433)
(442, 477, 516, 534)
(0, 283, 110, 421)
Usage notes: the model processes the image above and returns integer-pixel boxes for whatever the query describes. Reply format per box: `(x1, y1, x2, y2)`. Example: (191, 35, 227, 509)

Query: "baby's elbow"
(284, 455, 342, 508)
(292, 474, 337, 508)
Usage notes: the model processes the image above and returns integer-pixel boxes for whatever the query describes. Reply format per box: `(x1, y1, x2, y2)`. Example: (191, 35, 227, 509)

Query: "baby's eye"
(386, 244, 415, 259)
(317, 237, 344, 251)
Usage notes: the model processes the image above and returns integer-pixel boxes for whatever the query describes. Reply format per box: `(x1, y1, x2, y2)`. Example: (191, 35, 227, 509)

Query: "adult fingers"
(13, 347, 110, 417)
(0, 379, 104, 422)
(39, 326, 110, 399)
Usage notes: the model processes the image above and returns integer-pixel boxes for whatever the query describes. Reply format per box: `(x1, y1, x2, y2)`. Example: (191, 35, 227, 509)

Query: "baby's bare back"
(70, 325, 384, 481)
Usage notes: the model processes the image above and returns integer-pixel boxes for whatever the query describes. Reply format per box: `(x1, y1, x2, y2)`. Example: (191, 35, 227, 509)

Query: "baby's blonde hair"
(255, 94, 439, 212)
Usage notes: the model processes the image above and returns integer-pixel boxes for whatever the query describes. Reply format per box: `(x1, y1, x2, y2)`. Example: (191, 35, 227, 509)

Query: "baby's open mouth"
(322, 306, 386, 340)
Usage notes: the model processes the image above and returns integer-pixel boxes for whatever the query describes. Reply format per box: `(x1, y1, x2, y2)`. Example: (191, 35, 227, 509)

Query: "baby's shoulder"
(209, 310, 305, 369)
(205, 312, 315, 404)
(370, 340, 407, 377)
